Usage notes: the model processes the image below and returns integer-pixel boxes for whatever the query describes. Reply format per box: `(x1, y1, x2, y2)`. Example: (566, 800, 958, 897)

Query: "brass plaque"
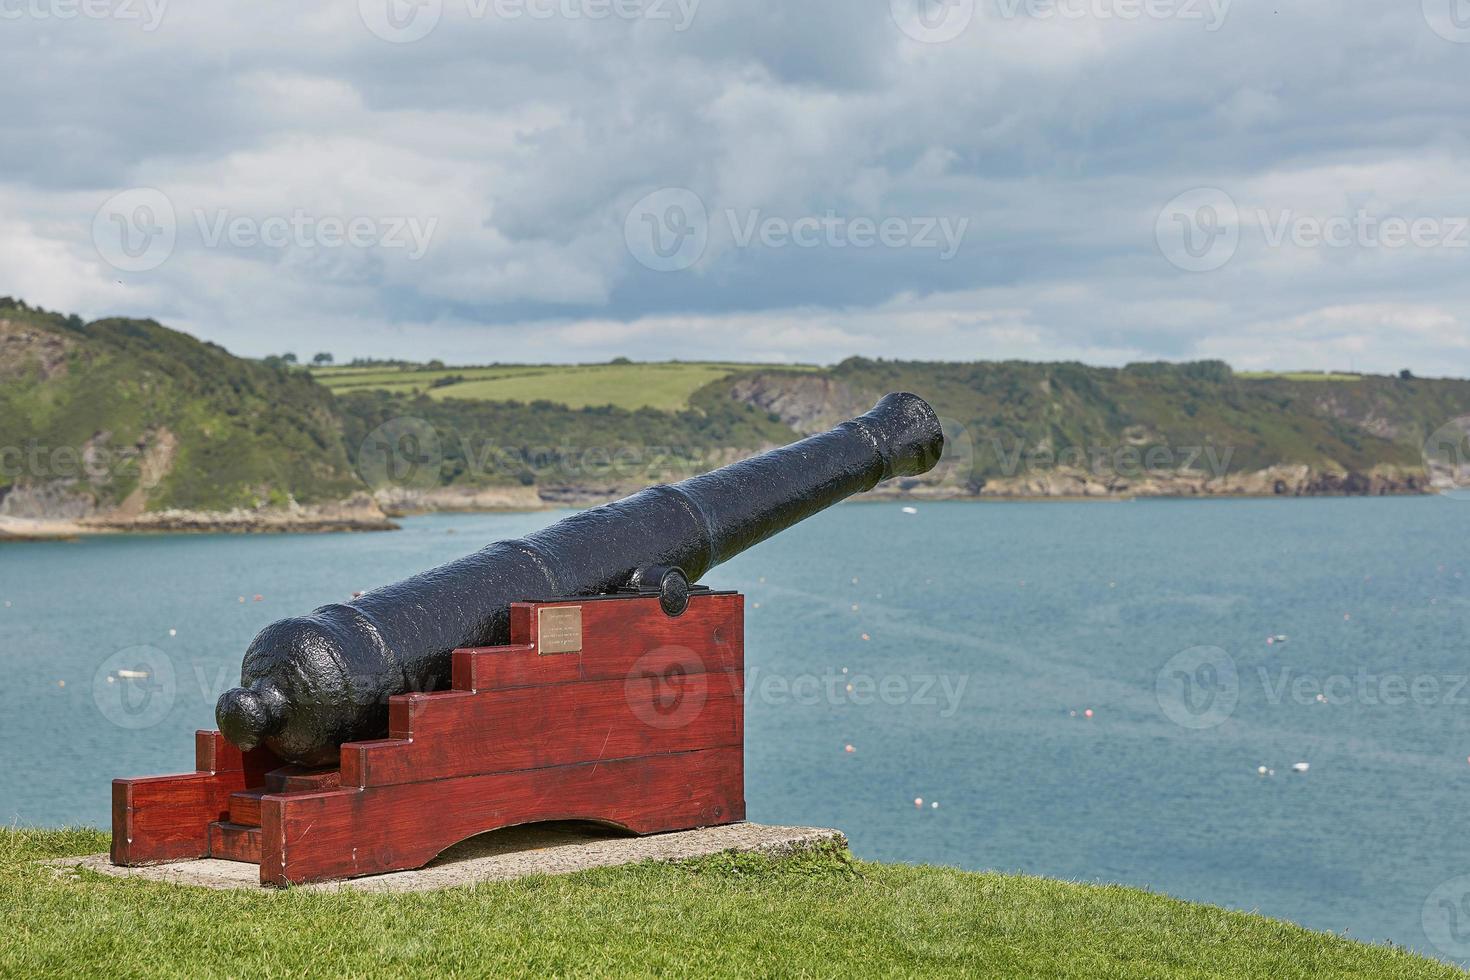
(537, 605, 583, 655)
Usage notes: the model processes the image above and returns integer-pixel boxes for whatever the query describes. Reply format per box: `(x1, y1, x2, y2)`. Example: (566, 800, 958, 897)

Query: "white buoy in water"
(1257, 766, 1267, 775)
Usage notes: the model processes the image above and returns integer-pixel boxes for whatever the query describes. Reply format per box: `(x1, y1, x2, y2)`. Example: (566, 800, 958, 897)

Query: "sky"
(2, 0, 1470, 374)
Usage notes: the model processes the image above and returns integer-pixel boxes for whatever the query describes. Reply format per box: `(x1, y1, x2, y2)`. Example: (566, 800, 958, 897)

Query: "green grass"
(438, 364, 756, 411)
(1237, 371, 1364, 382)
(315, 362, 816, 412)
(2, 829, 1457, 978)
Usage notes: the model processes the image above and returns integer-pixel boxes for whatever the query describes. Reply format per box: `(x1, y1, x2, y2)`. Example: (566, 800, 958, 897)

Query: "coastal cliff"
(4, 297, 1467, 540)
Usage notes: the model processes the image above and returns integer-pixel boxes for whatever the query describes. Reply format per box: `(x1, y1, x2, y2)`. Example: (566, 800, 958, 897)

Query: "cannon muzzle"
(218, 392, 944, 765)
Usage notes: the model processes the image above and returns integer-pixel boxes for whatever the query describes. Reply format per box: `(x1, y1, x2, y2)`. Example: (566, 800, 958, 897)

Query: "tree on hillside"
(281, 352, 298, 364)
(313, 352, 334, 366)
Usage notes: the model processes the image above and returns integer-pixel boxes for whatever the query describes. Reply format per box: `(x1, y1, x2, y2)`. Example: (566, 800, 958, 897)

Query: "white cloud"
(0, 1, 1467, 375)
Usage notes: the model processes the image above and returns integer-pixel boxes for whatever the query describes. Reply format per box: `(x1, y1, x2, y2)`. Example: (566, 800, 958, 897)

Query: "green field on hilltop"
(1237, 371, 1365, 382)
(4, 829, 1459, 978)
(313, 361, 817, 412)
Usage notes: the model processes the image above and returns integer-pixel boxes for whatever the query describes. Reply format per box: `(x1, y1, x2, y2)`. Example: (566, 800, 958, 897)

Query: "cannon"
(113, 392, 942, 884)
(217, 392, 943, 766)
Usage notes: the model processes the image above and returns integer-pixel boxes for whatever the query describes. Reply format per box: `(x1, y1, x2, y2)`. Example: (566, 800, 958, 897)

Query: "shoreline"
(0, 497, 399, 543)
(0, 484, 1439, 542)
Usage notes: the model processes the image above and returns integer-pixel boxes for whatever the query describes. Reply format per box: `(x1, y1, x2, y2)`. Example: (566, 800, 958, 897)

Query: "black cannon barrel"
(217, 392, 944, 765)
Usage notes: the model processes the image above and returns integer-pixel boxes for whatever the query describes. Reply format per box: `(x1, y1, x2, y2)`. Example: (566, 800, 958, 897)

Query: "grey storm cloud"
(1, 0, 1468, 374)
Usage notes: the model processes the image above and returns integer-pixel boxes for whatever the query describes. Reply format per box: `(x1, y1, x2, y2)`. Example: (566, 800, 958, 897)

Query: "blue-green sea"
(3, 497, 1469, 961)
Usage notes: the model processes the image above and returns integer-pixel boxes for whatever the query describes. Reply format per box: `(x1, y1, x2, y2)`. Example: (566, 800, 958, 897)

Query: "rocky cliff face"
(723, 368, 1439, 500)
(955, 465, 1426, 499)
(728, 374, 872, 434)
(0, 316, 73, 381)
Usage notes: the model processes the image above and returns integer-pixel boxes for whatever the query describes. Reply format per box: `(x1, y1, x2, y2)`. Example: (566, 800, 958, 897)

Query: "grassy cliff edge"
(3, 828, 1459, 978)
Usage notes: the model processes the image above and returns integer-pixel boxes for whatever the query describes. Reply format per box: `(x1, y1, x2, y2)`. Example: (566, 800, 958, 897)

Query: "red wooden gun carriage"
(114, 591, 744, 885)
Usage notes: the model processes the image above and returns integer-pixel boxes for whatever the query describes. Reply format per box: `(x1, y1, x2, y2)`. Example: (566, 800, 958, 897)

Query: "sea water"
(2, 497, 1467, 960)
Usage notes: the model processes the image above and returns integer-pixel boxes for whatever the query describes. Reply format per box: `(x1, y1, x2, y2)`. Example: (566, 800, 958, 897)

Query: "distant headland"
(3, 297, 1466, 539)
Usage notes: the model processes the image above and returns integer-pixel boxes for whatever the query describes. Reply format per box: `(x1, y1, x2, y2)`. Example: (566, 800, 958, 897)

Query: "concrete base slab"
(50, 822, 846, 893)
